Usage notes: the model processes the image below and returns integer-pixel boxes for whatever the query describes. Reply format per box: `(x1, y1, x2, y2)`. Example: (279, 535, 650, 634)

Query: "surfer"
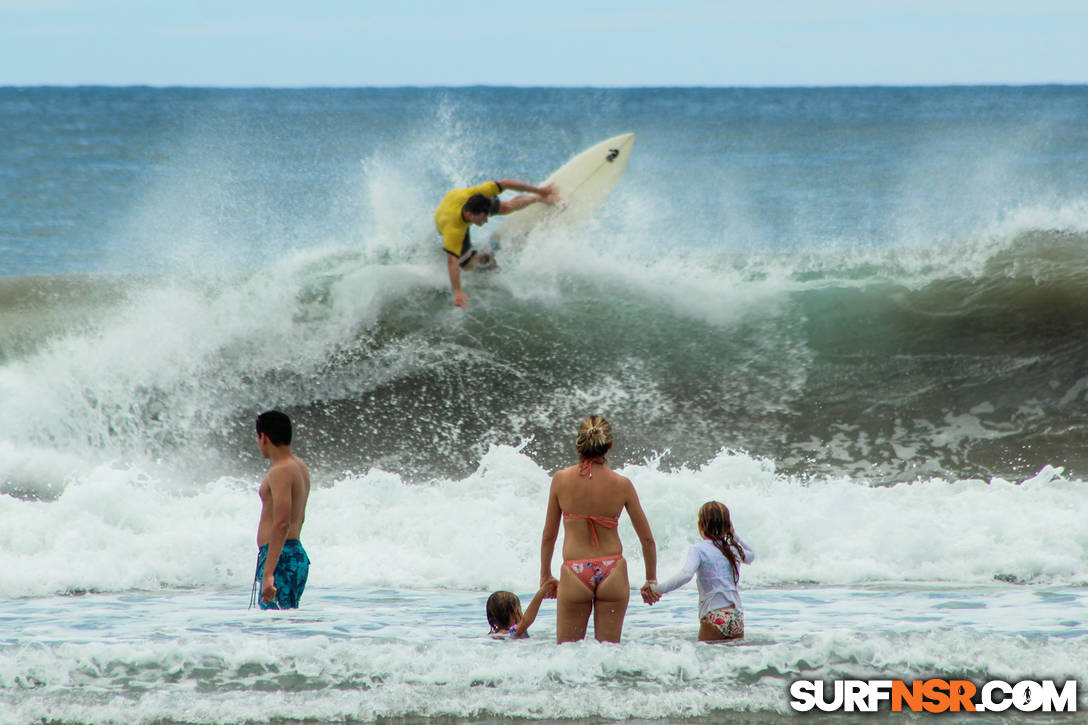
(252, 410, 311, 610)
(434, 179, 557, 309)
(538, 415, 658, 643)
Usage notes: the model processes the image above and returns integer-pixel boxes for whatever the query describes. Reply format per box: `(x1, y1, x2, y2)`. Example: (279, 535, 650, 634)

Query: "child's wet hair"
(576, 415, 613, 459)
(698, 501, 733, 539)
(699, 501, 744, 581)
(485, 591, 521, 630)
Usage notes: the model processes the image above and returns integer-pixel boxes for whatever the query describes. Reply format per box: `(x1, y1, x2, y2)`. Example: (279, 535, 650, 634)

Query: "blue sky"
(2, 0, 1086, 86)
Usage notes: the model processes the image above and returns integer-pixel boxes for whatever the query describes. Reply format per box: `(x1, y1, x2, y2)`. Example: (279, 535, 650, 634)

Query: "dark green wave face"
(276, 228, 1088, 484)
(5, 229, 1084, 495)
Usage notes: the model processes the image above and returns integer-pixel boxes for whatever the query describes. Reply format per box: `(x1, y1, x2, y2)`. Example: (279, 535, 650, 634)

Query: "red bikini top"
(563, 512, 621, 548)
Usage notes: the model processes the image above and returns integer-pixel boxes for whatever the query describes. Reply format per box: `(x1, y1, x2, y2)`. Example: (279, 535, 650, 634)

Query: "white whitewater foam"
(2, 446, 1085, 599)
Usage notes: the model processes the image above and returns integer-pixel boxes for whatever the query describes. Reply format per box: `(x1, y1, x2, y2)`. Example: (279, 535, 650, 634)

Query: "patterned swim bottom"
(252, 539, 310, 610)
(701, 606, 744, 639)
(564, 556, 622, 593)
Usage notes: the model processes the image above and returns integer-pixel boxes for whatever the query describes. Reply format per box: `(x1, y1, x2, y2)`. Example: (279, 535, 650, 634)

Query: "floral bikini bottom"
(702, 606, 744, 638)
(564, 556, 623, 593)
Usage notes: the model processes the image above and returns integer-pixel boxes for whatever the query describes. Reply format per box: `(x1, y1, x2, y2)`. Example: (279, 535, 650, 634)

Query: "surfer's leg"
(474, 250, 495, 270)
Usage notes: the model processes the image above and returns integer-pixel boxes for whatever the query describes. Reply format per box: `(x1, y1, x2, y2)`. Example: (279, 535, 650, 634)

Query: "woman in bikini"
(538, 415, 658, 643)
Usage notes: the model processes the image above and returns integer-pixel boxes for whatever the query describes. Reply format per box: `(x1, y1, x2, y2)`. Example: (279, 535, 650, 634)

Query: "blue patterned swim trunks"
(252, 539, 310, 610)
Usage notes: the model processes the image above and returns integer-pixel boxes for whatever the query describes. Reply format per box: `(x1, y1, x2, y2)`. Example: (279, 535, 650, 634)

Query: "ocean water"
(1, 85, 1087, 723)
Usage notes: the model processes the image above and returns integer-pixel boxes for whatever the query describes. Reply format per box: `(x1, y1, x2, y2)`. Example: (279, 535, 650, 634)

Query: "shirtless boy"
(253, 410, 311, 610)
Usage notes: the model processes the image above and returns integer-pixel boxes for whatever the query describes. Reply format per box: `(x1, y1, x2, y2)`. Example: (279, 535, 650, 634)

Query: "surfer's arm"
(494, 179, 557, 211)
(446, 254, 468, 309)
(495, 179, 547, 195)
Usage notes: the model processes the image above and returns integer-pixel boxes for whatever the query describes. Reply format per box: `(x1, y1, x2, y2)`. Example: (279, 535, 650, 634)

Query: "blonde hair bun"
(576, 415, 613, 459)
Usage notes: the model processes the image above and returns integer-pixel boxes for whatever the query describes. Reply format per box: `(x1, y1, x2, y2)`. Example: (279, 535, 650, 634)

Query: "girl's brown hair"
(699, 501, 745, 582)
(485, 590, 520, 631)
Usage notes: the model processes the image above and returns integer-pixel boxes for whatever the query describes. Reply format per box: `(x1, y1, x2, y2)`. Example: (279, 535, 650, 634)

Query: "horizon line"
(2, 81, 1086, 90)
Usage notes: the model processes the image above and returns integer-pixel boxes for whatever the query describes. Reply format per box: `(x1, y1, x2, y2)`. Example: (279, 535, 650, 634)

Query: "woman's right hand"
(640, 581, 660, 605)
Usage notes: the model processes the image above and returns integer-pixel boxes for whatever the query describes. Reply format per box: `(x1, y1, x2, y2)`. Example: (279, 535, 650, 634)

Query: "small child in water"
(486, 580, 557, 638)
(652, 500, 755, 641)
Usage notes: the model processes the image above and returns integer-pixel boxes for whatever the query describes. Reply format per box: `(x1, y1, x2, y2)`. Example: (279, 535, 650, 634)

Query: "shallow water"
(2, 584, 1084, 723)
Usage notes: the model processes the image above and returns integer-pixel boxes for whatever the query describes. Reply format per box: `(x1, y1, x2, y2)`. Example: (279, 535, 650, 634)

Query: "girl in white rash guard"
(652, 501, 755, 641)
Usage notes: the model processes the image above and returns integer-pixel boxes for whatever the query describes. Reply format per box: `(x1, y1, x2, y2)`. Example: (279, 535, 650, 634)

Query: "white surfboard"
(492, 133, 634, 245)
